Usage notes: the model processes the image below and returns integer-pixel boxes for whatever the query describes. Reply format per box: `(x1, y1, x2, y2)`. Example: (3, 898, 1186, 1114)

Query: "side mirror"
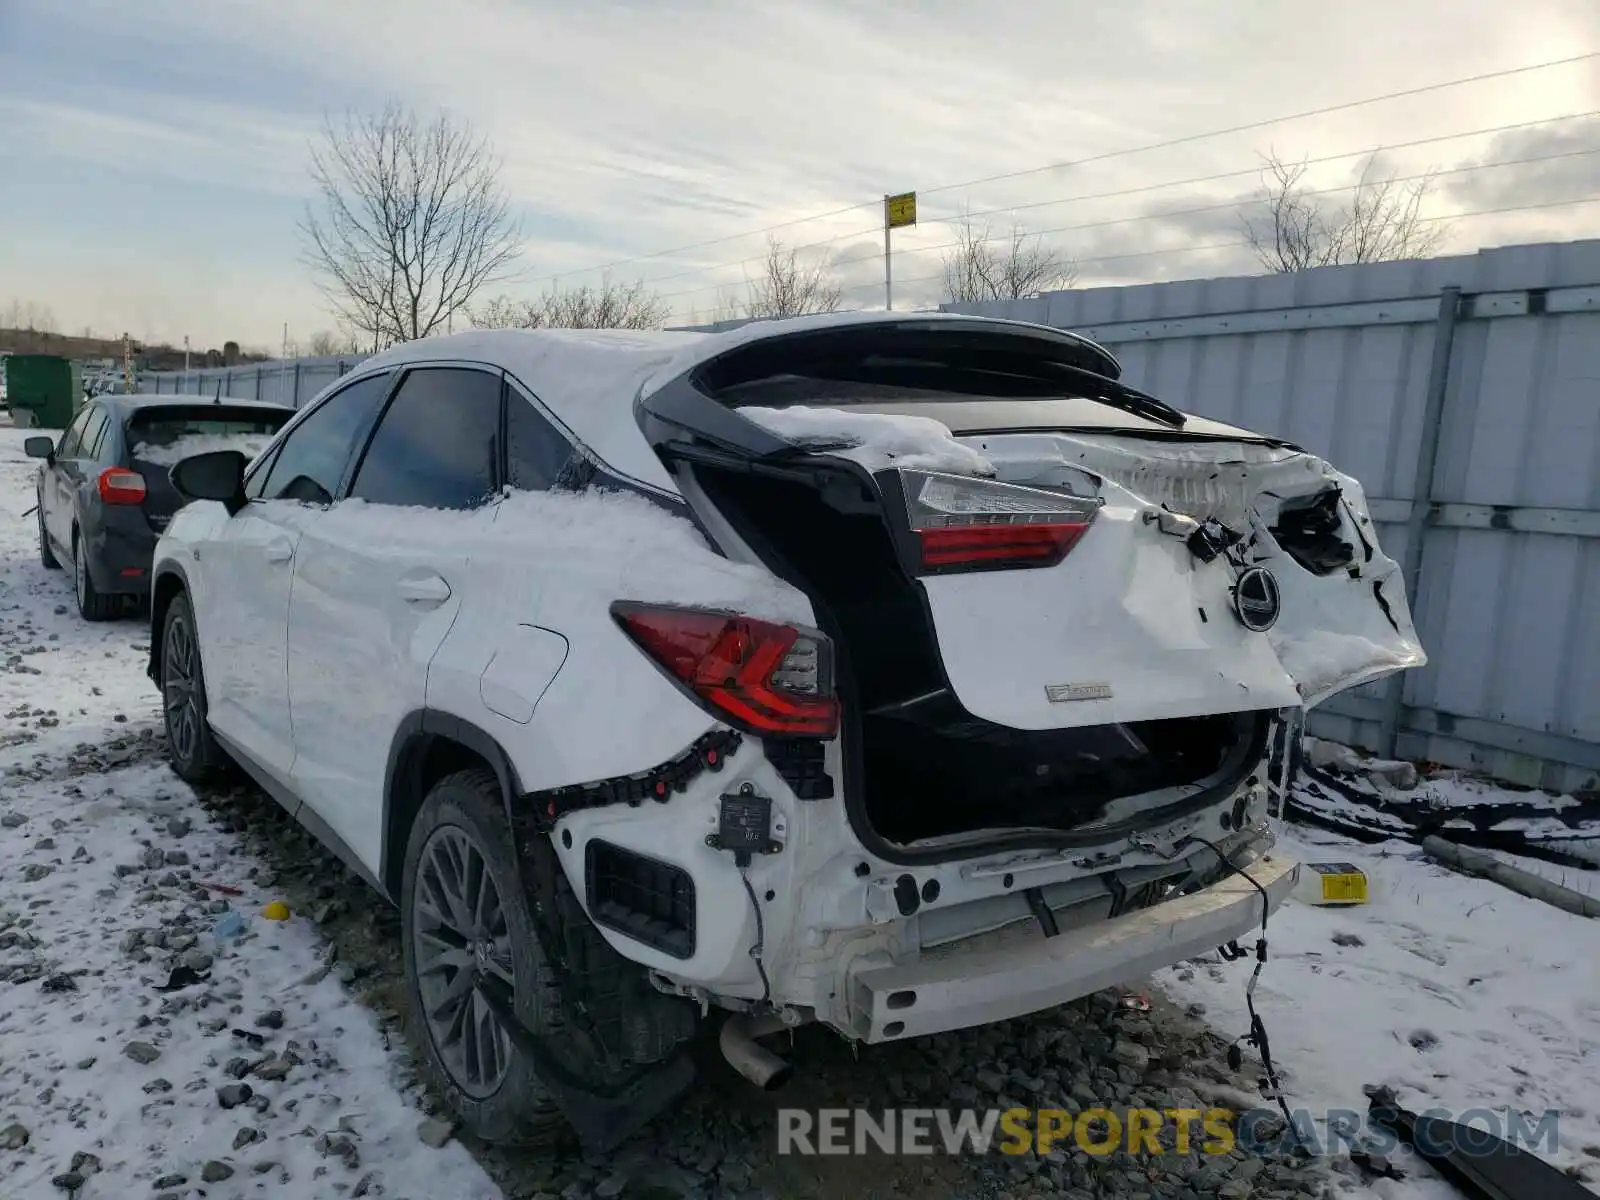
(171, 450, 248, 516)
(23, 436, 55, 461)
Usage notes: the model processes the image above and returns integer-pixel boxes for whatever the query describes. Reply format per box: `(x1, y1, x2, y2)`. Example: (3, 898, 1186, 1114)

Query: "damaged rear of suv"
(583, 316, 1422, 1107)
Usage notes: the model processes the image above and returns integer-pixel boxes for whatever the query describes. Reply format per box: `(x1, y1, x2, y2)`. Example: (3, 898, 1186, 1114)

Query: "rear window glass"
(127, 407, 291, 466)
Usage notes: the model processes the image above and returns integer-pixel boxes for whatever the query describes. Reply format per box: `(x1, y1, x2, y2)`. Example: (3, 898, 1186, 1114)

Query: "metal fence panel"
(137, 355, 365, 410)
(946, 240, 1600, 792)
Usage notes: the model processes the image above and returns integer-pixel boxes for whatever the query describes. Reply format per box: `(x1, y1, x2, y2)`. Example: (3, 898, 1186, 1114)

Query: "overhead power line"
(654, 144, 1600, 304)
(636, 109, 1600, 295)
(832, 195, 1600, 302)
(525, 50, 1600, 287)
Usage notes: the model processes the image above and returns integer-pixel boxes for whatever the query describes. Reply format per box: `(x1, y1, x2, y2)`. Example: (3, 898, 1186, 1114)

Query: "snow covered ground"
(1161, 823, 1600, 1196)
(4, 420, 1598, 1198)
(0, 426, 497, 1199)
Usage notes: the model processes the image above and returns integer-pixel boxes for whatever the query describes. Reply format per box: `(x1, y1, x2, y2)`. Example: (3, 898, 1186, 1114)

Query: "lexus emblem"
(1233, 566, 1281, 632)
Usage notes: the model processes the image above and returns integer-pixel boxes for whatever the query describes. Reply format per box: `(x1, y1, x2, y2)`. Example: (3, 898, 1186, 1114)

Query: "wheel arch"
(381, 711, 526, 902)
(147, 562, 193, 684)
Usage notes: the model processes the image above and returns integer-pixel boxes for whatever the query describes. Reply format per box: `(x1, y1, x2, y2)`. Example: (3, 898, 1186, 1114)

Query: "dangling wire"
(1186, 836, 1303, 1154)
(738, 868, 772, 1006)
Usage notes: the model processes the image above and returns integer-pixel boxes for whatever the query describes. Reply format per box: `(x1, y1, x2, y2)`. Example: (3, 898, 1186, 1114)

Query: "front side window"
(348, 367, 501, 510)
(259, 373, 392, 506)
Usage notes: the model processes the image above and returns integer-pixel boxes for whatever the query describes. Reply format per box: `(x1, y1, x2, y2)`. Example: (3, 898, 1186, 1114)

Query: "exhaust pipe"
(719, 1011, 795, 1091)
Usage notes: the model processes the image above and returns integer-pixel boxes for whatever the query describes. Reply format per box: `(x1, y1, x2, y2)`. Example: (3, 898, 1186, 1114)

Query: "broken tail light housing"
(612, 602, 839, 738)
(97, 467, 147, 505)
(897, 469, 1100, 573)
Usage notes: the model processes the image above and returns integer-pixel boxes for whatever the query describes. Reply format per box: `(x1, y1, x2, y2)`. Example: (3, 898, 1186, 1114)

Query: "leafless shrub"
(470, 274, 670, 330)
(941, 212, 1078, 303)
(1243, 150, 1448, 273)
(741, 237, 844, 319)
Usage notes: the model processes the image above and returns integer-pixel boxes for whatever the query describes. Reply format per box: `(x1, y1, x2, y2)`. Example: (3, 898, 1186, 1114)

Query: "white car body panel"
(187, 501, 301, 778)
(281, 500, 467, 875)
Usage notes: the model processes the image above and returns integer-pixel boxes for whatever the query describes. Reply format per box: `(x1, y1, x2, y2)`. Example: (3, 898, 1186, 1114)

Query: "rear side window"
(128, 407, 290, 467)
(79, 408, 110, 461)
(349, 368, 501, 510)
(506, 395, 575, 492)
(261, 373, 392, 505)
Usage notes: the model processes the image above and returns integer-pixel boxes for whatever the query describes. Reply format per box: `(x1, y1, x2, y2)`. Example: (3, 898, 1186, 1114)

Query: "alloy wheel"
(162, 613, 201, 764)
(411, 825, 516, 1099)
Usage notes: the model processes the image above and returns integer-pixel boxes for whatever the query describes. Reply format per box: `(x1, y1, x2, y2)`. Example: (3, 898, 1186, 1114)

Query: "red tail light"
(898, 469, 1101, 573)
(612, 602, 839, 738)
(98, 467, 147, 505)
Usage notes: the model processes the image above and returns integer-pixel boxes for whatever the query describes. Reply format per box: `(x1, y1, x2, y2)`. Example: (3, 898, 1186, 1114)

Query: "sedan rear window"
(127, 407, 291, 467)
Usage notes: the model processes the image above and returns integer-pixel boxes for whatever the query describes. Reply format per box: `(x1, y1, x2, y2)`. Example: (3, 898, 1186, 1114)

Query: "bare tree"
(299, 103, 523, 346)
(307, 328, 368, 356)
(1243, 150, 1448, 273)
(2, 301, 58, 333)
(941, 213, 1078, 303)
(470, 274, 671, 330)
(742, 237, 844, 319)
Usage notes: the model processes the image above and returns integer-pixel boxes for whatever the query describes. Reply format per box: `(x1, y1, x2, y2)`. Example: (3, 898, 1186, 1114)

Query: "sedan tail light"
(897, 469, 1101, 573)
(612, 602, 839, 738)
(98, 467, 147, 506)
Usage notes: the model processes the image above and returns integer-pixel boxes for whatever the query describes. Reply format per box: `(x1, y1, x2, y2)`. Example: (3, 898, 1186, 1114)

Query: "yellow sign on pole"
(885, 191, 917, 229)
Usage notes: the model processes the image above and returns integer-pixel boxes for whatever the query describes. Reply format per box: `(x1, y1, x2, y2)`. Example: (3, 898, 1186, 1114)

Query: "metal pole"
(883, 196, 893, 312)
(1378, 285, 1461, 758)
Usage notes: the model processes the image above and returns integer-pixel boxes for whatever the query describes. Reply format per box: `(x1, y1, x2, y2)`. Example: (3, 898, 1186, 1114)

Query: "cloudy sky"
(2, 0, 1599, 350)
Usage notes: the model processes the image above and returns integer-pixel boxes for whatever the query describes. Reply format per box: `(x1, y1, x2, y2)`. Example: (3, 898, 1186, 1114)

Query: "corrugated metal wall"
(138, 355, 365, 409)
(945, 239, 1600, 793)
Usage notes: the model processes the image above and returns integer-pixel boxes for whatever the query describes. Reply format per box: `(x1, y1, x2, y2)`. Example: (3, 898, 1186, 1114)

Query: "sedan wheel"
(72, 534, 116, 621)
(37, 506, 59, 569)
(411, 824, 516, 1099)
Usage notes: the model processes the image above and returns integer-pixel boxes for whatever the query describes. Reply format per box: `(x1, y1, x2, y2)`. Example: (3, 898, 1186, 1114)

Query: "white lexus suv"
(148, 313, 1423, 1149)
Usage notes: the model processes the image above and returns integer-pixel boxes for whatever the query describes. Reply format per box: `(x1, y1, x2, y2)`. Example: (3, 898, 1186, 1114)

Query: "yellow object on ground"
(261, 900, 291, 921)
(1291, 862, 1370, 906)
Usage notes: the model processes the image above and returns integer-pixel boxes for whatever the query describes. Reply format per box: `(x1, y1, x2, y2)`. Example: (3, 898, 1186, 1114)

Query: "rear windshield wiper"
(1044, 360, 1187, 428)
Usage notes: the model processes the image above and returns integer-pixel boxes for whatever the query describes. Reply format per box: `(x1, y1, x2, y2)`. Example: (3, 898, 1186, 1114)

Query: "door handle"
(396, 574, 451, 604)
(264, 539, 293, 563)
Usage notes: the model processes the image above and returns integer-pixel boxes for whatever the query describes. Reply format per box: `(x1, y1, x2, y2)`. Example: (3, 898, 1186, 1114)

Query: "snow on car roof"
(352, 314, 1128, 491)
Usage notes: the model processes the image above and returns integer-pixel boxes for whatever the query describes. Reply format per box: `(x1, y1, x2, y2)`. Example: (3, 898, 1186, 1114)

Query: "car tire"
(72, 529, 118, 622)
(37, 505, 59, 570)
(160, 592, 227, 784)
(400, 768, 568, 1146)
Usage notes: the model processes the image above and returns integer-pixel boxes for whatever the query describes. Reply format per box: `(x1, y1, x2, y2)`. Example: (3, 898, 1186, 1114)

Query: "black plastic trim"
(521, 729, 742, 824)
(584, 840, 696, 959)
(379, 709, 527, 899)
(146, 559, 194, 684)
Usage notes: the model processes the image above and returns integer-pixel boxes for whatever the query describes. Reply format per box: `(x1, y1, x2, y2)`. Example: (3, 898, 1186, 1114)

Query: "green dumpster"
(4, 355, 74, 429)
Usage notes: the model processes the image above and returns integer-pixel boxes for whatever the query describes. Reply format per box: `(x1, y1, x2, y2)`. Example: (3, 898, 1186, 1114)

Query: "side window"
(243, 443, 283, 501)
(506, 393, 576, 492)
(84, 408, 112, 461)
(260, 373, 392, 505)
(348, 368, 501, 510)
(58, 409, 91, 458)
